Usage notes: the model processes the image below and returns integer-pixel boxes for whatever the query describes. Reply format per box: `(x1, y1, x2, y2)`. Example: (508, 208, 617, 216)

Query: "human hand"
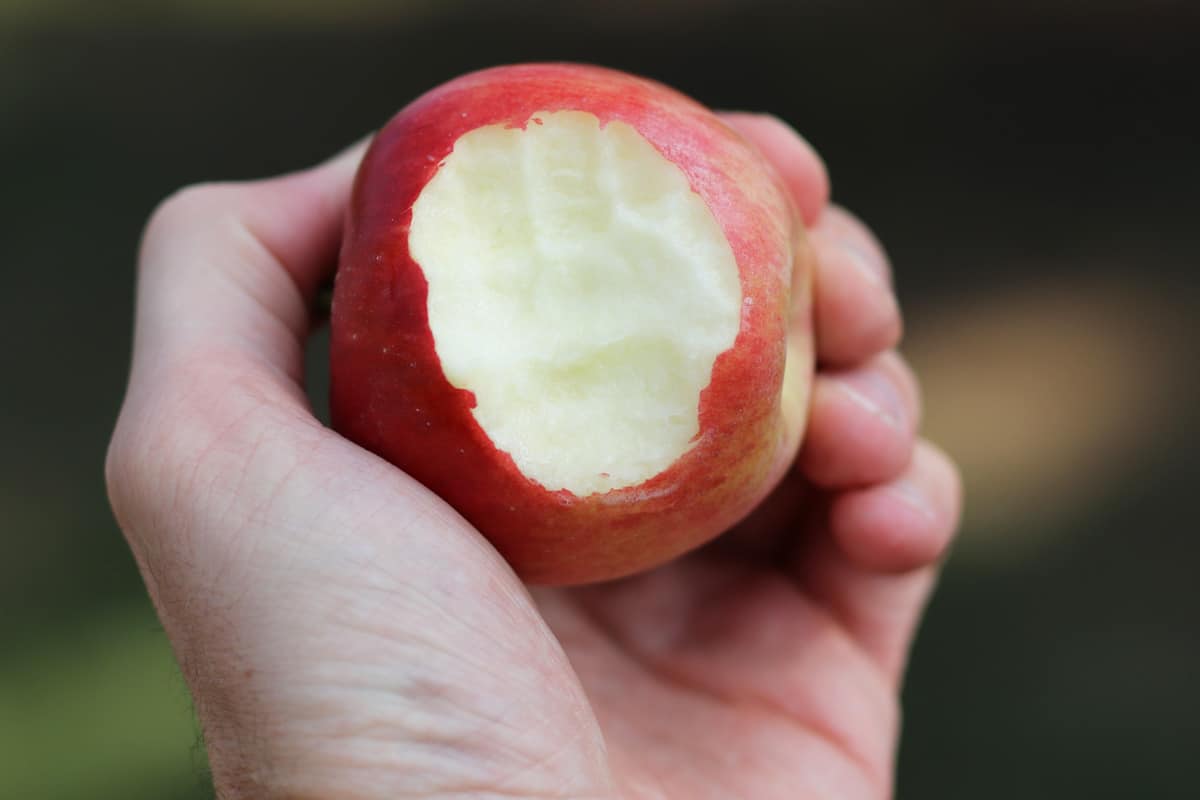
(106, 114, 961, 799)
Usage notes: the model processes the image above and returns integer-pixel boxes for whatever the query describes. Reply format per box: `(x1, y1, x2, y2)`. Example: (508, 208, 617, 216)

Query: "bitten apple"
(331, 63, 812, 585)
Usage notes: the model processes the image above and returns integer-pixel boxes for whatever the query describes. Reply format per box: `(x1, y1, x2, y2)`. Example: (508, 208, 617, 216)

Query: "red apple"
(331, 63, 812, 585)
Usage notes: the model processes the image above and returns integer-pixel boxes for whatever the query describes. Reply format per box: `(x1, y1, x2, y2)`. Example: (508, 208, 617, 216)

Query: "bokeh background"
(3, 1, 1197, 797)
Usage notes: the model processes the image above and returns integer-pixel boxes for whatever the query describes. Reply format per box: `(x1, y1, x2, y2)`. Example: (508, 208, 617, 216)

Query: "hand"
(106, 115, 961, 799)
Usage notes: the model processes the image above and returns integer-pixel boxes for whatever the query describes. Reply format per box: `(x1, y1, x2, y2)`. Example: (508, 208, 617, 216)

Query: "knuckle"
(916, 439, 964, 527)
(103, 409, 193, 568)
(111, 356, 303, 527)
(867, 304, 904, 353)
(104, 422, 138, 533)
(879, 350, 922, 421)
(824, 204, 890, 270)
(146, 182, 223, 228)
(140, 182, 239, 259)
(104, 395, 182, 547)
(103, 368, 211, 537)
(933, 442, 964, 502)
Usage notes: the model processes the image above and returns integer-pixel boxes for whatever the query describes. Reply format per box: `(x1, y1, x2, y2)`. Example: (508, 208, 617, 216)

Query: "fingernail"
(888, 478, 938, 522)
(843, 241, 888, 288)
(836, 368, 908, 432)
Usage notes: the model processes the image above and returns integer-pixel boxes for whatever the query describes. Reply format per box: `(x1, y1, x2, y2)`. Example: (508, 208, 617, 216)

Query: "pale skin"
(106, 114, 962, 799)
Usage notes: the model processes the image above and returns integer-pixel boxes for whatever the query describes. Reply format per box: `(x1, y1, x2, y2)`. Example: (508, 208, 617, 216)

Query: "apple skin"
(331, 63, 811, 585)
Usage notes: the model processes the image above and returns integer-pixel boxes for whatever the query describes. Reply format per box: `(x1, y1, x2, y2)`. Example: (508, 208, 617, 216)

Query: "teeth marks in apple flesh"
(409, 110, 742, 496)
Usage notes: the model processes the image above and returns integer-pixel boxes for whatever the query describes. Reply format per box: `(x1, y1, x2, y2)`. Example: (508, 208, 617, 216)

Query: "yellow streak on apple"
(409, 110, 742, 497)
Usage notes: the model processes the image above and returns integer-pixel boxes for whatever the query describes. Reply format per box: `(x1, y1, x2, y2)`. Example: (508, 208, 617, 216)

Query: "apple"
(331, 63, 812, 585)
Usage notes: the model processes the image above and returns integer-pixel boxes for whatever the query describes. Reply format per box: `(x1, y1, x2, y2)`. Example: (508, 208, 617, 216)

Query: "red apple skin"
(331, 63, 809, 585)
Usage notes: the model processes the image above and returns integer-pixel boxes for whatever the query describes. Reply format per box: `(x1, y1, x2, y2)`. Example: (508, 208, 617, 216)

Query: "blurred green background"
(3, 1, 1198, 797)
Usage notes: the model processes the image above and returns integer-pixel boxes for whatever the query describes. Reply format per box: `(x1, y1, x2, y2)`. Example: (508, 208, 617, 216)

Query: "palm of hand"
(536, 551, 899, 800)
(522, 451, 927, 800)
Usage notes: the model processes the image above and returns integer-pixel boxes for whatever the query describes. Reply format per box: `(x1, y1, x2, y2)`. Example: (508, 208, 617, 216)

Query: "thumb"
(131, 137, 370, 380)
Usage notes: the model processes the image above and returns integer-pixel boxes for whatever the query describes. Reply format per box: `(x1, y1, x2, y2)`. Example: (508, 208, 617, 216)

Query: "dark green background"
(3, 1, 1198, 797)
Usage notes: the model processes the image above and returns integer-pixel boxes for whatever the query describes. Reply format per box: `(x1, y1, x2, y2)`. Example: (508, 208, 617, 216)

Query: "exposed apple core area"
(409, 110, 741, 496)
